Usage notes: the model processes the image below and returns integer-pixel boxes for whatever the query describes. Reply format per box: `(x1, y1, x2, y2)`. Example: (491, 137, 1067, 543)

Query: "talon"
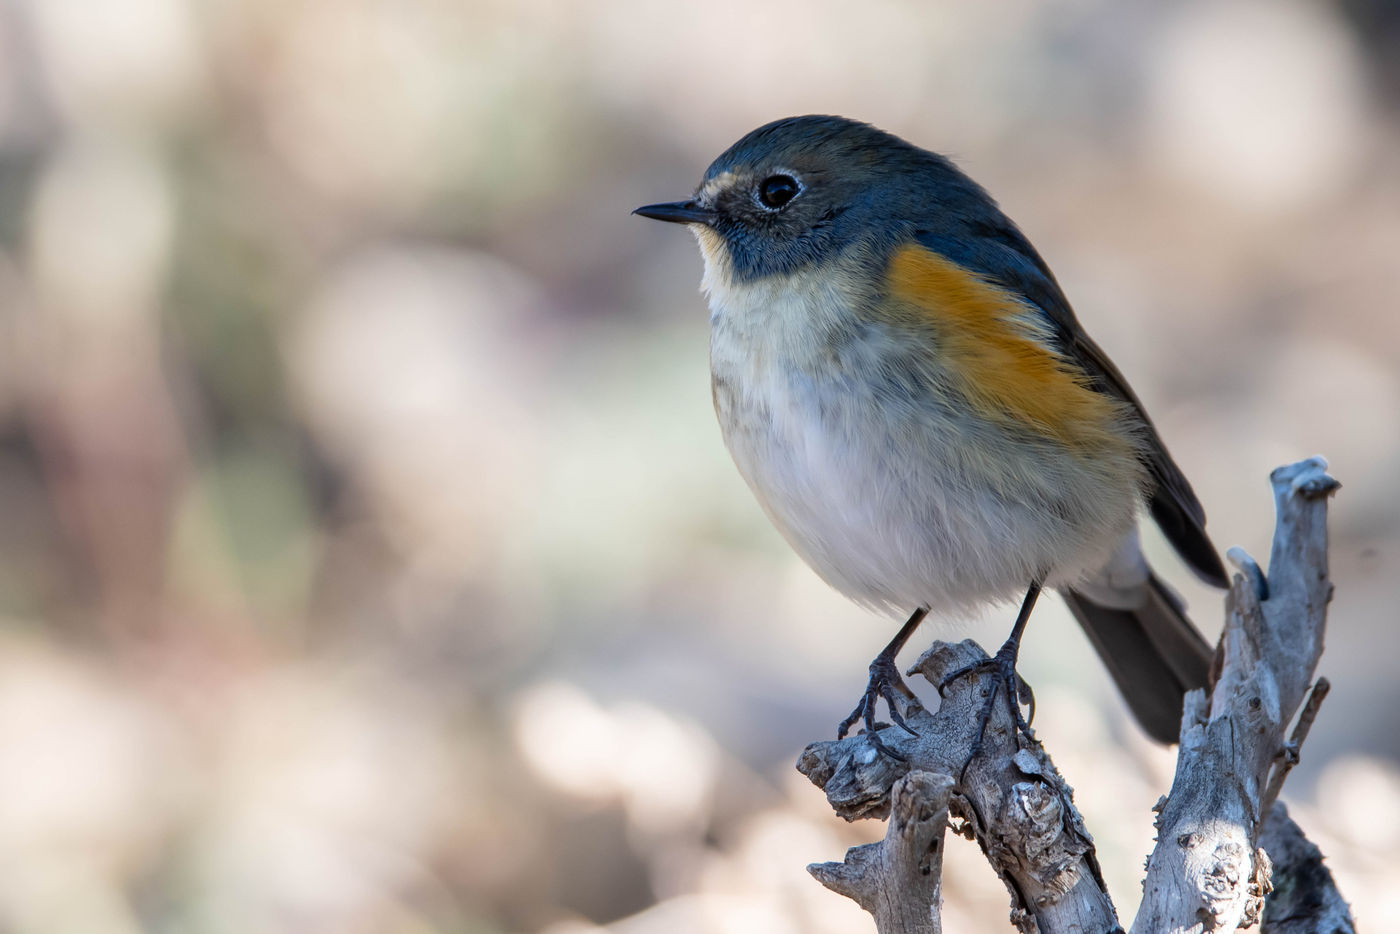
(883, 690, 918, 737)
(1018, 676, 1036, 726)
(864, 728, 908, 761)
(836, 650, 918, 755)
(836, 696, 868, 740)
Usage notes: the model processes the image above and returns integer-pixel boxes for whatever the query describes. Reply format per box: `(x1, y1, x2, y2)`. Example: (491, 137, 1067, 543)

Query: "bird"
(633, 115, 1227, 750)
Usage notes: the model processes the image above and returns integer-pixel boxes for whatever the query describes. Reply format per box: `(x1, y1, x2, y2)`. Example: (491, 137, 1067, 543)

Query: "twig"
(1260, 678, 1329, 821)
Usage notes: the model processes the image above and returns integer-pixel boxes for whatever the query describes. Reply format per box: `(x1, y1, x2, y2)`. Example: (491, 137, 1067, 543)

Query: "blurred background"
(0, 0, 1397, 930)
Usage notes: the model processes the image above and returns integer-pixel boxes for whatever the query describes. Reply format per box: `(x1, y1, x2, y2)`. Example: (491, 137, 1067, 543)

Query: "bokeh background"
(0, 0, 1398, 930)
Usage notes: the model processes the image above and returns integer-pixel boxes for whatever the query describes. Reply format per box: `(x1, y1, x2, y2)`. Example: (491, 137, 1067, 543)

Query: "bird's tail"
(1061, 572, 1214, 744)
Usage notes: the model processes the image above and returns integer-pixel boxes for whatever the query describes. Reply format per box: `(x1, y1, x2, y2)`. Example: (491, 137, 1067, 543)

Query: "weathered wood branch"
(1134, 458, 1340, 933)
(797, 458, 1352, 933)
(799, 640, 1120, 932)
(1258, 803, 1355, 934)
(809, 770, 955, 934)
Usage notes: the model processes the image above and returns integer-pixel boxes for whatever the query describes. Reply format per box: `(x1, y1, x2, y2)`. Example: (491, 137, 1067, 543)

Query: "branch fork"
(798, 458, 1350, 934)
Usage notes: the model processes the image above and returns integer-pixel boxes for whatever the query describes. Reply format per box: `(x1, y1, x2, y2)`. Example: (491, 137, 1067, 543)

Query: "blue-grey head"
(634, 115, 988, 283)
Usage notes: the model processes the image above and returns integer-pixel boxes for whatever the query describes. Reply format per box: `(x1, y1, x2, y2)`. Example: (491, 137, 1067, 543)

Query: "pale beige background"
(0, 0, 1396, 931)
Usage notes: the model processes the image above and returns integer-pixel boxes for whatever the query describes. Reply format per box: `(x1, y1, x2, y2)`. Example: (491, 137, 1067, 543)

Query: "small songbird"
(634, 115, 1227, 749)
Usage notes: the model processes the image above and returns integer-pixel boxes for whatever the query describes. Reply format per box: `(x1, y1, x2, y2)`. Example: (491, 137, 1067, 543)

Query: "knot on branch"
(1000, 780, 1085, 902)
(1244, 848, 1273, 928)
(1174, 832, 1272, 930)
(797, 737, 910, 821)
(1173, 829, 1254, 926)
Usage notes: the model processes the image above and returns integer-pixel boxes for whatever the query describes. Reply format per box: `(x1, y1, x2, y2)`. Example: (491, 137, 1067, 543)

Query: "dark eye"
(757, 174, 800, 209)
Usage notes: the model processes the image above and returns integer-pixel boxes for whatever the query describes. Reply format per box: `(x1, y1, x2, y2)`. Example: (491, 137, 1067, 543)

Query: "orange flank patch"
(884, 244, 1129, 451)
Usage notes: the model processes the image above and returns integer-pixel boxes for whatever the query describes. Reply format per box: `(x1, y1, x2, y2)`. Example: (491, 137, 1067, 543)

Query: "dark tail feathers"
(1062, 575, 1213, 744)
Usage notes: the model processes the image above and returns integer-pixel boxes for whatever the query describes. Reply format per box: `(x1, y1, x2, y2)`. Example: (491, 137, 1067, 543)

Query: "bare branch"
(1258, 804, 1355, 934)
(1134, 457, 1340, 933)
(1260, 678, 1330, 820)
(799, 640, 1120, 932)
(797, 458, 1352, 934)
(809, 770, 955, 933)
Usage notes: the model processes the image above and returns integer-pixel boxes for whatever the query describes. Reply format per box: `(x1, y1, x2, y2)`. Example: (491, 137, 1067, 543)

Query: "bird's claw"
(938, 643, 1034, 725)
(939, 641, 1036, 780)
(836, 653, 919, 760)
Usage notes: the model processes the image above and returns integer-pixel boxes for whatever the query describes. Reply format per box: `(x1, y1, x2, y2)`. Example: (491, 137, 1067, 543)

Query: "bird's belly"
(701, 255, 1144, 617)
(712, 355, 1141, 616)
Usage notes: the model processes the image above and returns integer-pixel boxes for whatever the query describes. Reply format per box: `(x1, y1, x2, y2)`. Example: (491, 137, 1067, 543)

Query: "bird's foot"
(837, 652, 920, 760)
(938, 638, 1035, 779)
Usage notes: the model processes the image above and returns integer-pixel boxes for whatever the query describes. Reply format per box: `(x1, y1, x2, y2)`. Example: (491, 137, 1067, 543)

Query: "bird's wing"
(912, 225, 1228, 588)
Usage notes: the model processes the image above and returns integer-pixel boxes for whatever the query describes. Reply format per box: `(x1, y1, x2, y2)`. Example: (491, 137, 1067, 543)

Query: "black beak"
(632, 200, 718, 226)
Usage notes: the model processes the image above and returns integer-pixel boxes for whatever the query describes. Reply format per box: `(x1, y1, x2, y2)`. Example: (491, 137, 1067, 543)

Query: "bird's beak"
(632, 200, 718, 226)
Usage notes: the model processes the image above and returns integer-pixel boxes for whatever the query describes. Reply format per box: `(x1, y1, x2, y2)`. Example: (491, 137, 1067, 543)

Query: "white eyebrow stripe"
(698, 171, 739, 202)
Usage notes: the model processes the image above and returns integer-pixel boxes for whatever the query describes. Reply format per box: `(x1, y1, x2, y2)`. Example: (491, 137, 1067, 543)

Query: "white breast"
(699, 238, 1142, 618)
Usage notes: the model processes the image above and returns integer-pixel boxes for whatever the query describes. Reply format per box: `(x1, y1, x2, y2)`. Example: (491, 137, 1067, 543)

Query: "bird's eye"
(757, 174, 801, 209)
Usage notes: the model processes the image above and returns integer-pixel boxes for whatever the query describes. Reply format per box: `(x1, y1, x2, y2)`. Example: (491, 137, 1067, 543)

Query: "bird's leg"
(986, 579, 1042, 726)
(837, 606, 928, 759)
(939, 581, 1043, 776)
